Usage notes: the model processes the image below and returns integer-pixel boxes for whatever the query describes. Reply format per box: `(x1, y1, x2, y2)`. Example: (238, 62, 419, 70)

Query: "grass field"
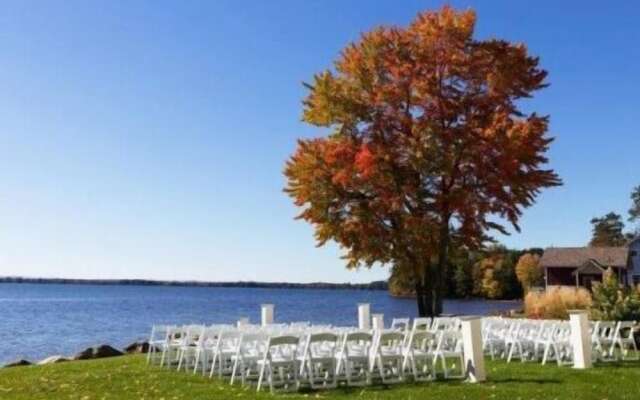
(1, 355, 640, 400)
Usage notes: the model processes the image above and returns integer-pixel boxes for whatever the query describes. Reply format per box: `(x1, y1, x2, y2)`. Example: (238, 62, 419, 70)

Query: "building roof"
(540, 247, 629, 269)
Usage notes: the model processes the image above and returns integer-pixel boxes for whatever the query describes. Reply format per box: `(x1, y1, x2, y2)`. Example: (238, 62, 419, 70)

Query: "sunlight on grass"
(1, 355, 640, 400)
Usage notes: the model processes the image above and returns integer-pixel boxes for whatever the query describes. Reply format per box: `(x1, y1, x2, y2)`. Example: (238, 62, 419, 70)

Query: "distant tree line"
(389, 246, 544, 300)
(0, 277, 388, 291)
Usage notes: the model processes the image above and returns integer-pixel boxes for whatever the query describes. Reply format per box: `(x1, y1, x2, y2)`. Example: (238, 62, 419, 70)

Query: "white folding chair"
(208, 330, 242, 378)
(402, 330, 436, 381)
(147, 325, 173, 365)
(611, 321, 639, 361)
(432, 330, 465, 378)
(159, 325, 187, 367)
(256, 335, 300, 393)
(336, 331, 373, 387)
(371, 331, 405, 384)
(300, 332, 339, 389)
(592, 321, 617, 362)
(177, 325, 205, 372)
(230, 333, 268, 385)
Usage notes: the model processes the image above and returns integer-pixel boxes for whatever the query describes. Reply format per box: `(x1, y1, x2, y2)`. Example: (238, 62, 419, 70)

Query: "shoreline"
(0, 277, 388, 291)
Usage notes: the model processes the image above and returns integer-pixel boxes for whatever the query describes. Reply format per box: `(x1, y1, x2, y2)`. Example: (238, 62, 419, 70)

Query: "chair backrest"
(596, 321, 617, 340)
(391, 318, 410, 332)
(378, 331, 405, 345)
(183, 325, 203, 346)
(217, 330, 242, 350)
(306, 332, 338, 356)
(345, 331, 373, 342)
(237, 332, 268, 356)
(269, 335, 300, 346)
(435, 330, 462, 352)
(433, 317, 460, 332)
(375, 331, 405, 355)
(265, 335, 300, 362)
(616, 321, 636, 340)
(149, 325, 172, 342)
(308, 332, 339, 343)
(406, 330, 436, 351)
(342, 331, 372, 357)
(412, 317, 432, 332)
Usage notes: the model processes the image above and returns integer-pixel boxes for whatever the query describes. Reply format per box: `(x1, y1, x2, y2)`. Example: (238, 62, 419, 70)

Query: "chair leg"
(160, 349, 166, 367)
(230, 359, 239, 385)
(257, 363, 266, 391)
(441, 355, 448, 379)
(177, 350, 184, 371)
(542, 344, 550, 365)
(193, 351, 200, 374)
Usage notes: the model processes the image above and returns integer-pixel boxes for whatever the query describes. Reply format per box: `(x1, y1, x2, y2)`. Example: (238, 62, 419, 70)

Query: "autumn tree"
(284, 7, 561, 316)
(515, 253, 542, 293)
(589, 212, 628, 247)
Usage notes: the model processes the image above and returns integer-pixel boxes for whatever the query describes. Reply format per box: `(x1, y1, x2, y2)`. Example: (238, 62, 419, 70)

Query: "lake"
(0, 283, 521, 364)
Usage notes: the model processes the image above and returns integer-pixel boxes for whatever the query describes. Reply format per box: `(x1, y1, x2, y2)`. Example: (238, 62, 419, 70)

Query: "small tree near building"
(516, 253, 543, 293)
(591, 268, 640, 321)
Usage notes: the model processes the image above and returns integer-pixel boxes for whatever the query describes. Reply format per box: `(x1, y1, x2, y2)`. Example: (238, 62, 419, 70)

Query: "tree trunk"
(422, 265, 435, 318)
(434, 219, 451, 317)
(414, 282, 426, 317)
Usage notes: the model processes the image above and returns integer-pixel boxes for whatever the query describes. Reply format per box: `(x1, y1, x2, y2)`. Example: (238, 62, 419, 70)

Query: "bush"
(591, 268, 640, 321)
(524, 287, 592, 319)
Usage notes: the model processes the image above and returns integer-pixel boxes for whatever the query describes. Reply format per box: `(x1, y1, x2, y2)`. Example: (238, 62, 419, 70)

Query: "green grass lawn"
(1, 355, 640, 400)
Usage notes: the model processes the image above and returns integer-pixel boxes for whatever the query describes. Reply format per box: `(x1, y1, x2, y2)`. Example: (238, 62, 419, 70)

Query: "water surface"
(0, 283, 521, 364)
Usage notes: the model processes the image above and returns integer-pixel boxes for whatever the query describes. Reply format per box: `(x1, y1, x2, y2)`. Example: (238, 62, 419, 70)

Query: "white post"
(371, 313, 384, 330)
(261, 304, 274, 326)
(237, 317, 249, 328)
(569, 310, 592, 369)
(357, 303, 370, 330)
(460, 316, 486, 383)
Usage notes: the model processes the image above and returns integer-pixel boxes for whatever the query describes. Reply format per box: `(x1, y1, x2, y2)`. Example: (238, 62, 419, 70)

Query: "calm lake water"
(0, 283, 521, 364)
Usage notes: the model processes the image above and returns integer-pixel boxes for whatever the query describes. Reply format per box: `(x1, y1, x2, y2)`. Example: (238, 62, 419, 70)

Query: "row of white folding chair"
(482, 317, 640, 366)
(591, 320, 639, 361)
(146, 323, 220, 368)
(482, 318, 573, 365)
(148, 322, 466, 392)
(390, 317, 461, 334)
(212, 327, 463, 392)
(256, 328, 463, 392)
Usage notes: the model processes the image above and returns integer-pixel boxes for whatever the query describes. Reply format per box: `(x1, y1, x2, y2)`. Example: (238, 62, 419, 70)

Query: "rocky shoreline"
(2, 341, 152, 368)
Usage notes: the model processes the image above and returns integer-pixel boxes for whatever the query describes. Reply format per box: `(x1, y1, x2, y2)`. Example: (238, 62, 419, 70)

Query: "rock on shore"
(73, 345, 124, 360)
(4, 359, 32, 368)
(37, 355, 69, 365)
(124, 341, 152, 354)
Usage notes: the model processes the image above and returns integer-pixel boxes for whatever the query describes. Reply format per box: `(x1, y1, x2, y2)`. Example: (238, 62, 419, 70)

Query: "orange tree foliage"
(284, 7, 561, 316)
(515, 253, 542, 293)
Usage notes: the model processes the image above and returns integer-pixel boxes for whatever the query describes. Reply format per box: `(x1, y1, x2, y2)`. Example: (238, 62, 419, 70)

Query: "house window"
(631, 251, 638, 257)
(633, 275, 640, 286)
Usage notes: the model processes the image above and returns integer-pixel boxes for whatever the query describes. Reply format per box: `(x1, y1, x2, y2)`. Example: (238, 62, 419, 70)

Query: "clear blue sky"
(0, 1, 638, 282)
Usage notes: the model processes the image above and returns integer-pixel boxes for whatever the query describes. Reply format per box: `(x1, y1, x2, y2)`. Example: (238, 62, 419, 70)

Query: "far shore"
(0, 277, 388, 291)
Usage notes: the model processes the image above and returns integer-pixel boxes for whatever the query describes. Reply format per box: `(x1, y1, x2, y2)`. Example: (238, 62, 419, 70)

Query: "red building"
(540, 247, 630, 290)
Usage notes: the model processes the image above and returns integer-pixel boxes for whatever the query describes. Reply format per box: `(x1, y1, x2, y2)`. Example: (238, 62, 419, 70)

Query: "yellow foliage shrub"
(524, 286, 592, 319)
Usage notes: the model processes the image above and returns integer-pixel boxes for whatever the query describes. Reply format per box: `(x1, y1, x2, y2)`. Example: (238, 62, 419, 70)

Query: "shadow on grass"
(491, 377, 563, 384)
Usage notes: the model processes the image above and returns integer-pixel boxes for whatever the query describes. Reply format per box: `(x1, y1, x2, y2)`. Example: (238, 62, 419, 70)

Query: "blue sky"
(0, 1, 638, 283)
